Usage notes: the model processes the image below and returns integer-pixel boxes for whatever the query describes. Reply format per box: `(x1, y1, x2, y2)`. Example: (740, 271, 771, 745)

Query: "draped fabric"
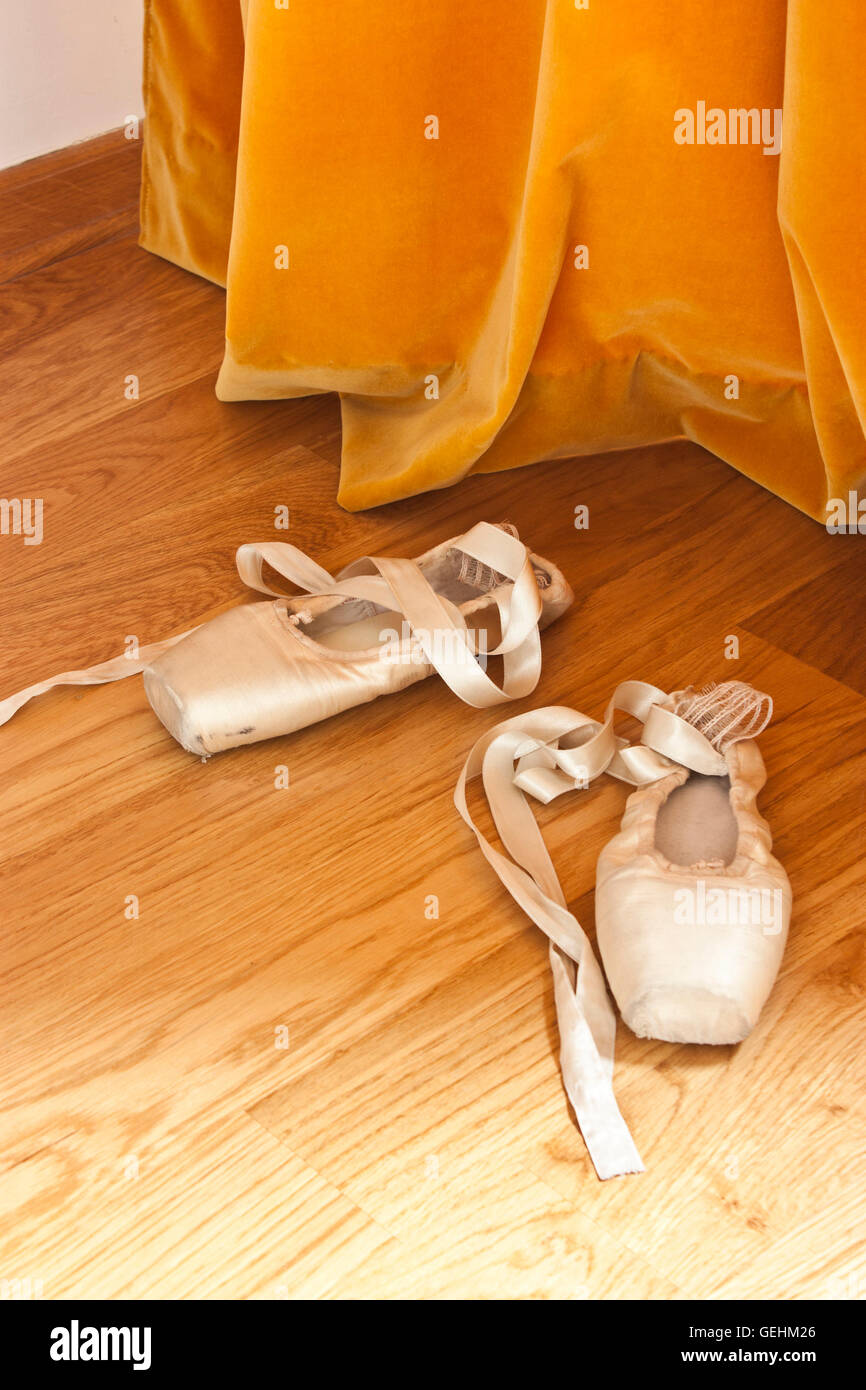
(140, 0, 866, 518)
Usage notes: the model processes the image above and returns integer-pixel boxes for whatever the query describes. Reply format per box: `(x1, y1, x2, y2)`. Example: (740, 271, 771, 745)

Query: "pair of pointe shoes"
(1, 522, 791, 1180)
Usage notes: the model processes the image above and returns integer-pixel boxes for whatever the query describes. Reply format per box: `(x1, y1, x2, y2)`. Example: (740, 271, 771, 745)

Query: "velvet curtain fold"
(140, 0, 866, 519)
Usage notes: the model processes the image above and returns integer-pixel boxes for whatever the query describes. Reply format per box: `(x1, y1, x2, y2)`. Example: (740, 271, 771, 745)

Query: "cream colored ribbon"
(455, 680, 728, 1180)
(0, 522, 543, 728)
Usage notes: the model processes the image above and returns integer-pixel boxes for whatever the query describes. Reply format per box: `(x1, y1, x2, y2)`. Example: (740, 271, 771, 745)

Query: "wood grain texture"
(1, 133, 864, 1301)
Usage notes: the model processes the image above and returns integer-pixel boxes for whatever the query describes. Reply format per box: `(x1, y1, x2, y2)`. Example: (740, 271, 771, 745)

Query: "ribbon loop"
(326, 521, 544, 706)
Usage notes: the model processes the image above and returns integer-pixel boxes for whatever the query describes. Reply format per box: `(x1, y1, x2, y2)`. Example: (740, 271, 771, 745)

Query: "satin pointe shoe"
(595, 683, 790, 1047)
(455, 679, 790, 1179)
(0, 522, 573, 754)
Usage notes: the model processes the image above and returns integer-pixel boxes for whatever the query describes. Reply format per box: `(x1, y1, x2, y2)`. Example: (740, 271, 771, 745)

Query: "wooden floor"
(1, 133, 864, 1302)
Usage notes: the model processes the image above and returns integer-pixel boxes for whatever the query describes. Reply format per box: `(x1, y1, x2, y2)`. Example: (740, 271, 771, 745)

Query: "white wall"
(0, 1, 144, 168)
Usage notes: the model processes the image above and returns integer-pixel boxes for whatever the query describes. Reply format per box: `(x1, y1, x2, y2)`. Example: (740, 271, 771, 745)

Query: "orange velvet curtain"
(140, 0, 866, 519)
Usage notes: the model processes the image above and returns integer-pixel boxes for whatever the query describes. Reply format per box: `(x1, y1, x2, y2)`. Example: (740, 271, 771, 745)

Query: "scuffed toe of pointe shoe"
(142, 667, 208, 756)
(623, 987, 752, 1045)
(143, 603, 314, 756)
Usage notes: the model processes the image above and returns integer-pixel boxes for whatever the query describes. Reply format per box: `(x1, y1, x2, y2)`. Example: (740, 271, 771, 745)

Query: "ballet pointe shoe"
(0, 522, 573, 753)
(596, 695, 790, 1045)
(455, 679, 790, 1179)
(142, 521, 573, 755)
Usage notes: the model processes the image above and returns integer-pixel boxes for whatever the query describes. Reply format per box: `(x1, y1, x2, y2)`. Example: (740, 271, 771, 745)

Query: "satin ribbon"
(0, 631, 201, 728)
(455, 680, 730, 1181)
(0, 522, 544, 727)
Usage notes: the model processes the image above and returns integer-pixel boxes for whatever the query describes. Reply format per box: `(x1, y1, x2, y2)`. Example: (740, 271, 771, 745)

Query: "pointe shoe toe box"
(143, 603, 415, 755)
(595, 863, 791, 1045)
